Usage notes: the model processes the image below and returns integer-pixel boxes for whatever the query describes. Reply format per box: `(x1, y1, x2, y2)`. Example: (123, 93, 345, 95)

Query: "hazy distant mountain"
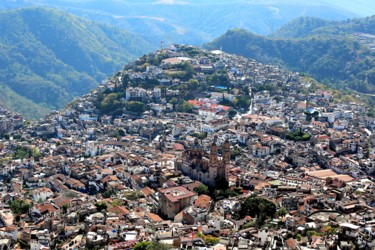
(272, 15, 375, 38)
(0, 0, 363, 45)
(270, 17, 335, 38)
(0, 7, 154, 118)
(206, 16, 375, 93)
(322, 0, 375, 17)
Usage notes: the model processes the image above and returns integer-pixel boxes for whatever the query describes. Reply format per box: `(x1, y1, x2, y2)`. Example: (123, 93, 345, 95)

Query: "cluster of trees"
(191, 132, 207, 140)
(286, 130, 310, 141)
(125, 101, 145, 114)
(12, 145, 42, 160)
(239, 195, 277, 226)
(9, 199, 31, 215)
(196, 232, 220, 246)
(164, 62, 195, 81)
(135, 53, 168, 67)
(206, 71, 231, 87)
(97, 92, 145, 115)
(218, 95, 250, 111)
(133, 241, 172, 250)
(94, 201, 107, 211)
(194, 182, 243, 201)
(176, 101, 194, 113)
(98, 93, 123, 113)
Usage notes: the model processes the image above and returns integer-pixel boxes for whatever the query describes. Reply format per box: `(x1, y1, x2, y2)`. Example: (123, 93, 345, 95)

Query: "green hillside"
(0, 0, 361, 45)
(272, 16, 375, 38)
(270, 17, 334, 38)
(0, 7, 154, 118)
(206, 16, 375, 94)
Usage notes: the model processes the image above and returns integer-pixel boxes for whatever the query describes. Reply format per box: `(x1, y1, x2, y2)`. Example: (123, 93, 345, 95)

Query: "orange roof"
(307, 169, 355, 182)
(188, 100, 204, 106)
(173, 143, 185, 151)
(307, 169, 337, 179)
(146, 212, 163, 222)
(108, 206, 130, 217)
(194, 195, 211, 209)
(141, 187, 155, 196)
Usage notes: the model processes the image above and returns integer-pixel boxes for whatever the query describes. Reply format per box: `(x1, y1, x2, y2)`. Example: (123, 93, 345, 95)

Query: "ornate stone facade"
(176, 137, 230, 187)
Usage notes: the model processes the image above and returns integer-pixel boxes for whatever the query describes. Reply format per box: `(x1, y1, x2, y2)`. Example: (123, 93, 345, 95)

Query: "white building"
(125, 87, 147, 100)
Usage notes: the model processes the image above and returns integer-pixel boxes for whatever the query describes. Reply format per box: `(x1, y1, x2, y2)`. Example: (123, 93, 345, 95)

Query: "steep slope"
(270, 17, 334, 38)
(206, 16, 375, 94)
(0, 7, 155, 118)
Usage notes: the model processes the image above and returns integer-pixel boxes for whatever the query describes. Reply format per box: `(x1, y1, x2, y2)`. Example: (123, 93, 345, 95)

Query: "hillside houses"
(0, 45, 374, 249)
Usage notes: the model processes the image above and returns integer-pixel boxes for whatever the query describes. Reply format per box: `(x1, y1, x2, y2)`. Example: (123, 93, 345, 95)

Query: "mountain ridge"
(0, 0, 363, 45)
(205, 15, 375, 94)
(0, 6, 155, 118)
(272, 15, 375, 38)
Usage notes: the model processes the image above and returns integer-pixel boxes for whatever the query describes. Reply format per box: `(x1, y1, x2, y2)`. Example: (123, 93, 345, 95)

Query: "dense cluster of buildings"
(0, 45, 374, 249)
(0, 108, 23, 135)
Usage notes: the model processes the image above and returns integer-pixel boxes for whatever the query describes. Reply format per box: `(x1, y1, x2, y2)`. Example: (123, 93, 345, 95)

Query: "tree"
(194, 185, 209, 195)
(121, 74, 131, 88)
(133, 241, 151, 250)
(192, 132, 207, 140)
(134, 241, 172, 250)
(62, 204, 69, 214)
(181, 62, 195, 81)
(112, 199, 124, 207)
(368, 107, 375, 117)
(228, 110, 237, 120)
(94, 201, 107, 211)
(207, 72, 230, 86)
(296, 234, 302, 241)
(196, 232, 220, 246)
(9, 199, 31, 215)
(240, 195, 276, 225)
(202, 234, 220, 246)
(307, 230, 320, 237)
(224, 189, 239, 197)
(276, 207, 288, 217)
(125, 101, 145, 114)
(187, 79, 200, 90)
(100, 93, 122, 113)
(286, 130, 310, 141)
(236, 95, 250, 110)
(176, 101, 194, 113)
(169, 97, 179, 110)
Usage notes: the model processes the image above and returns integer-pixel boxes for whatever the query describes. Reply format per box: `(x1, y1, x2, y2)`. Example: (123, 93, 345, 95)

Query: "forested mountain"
(0, 7, 154, 118)
(272, 15, 375, 38)
(270, 17, 334, 38)
(206, 16, 375, 94)
(0, 0, 362, 45)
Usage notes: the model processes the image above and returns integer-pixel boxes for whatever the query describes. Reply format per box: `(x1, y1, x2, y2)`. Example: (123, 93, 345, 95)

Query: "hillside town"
(0, 45, 374, 250)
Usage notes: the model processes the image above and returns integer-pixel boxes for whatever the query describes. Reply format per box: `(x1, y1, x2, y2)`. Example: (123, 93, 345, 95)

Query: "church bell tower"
(222, 138, 231, 164)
